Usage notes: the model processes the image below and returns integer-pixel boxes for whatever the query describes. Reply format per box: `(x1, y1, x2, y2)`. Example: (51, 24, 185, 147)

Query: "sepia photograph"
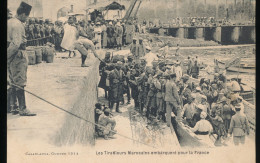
(7, 0, 255, 162)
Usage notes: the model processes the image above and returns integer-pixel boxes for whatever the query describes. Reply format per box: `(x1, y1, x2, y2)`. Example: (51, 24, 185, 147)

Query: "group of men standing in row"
(98, 42, 250, 146)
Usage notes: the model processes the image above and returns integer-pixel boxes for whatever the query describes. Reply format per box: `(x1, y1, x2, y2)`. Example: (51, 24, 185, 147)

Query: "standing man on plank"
(7, 2, 36, 116)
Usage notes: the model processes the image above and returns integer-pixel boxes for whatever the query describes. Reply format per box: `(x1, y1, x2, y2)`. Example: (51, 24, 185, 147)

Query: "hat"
(133, 37, 137, 40)
(214, 73, 219, 77)
(127, 55, 133, 60)
(196, 87, 201, 91)
(182, 74, 189, 81)
(218, 96, 227, 103)
(234, 104, 241, 109)
(145, 46, 151, 51)
(17, 2, 32, 16)
(202, 83, 207, 87)
(139, 37, 143, 41)
(201, 95, 207, 100)
(96, 22, 101, 25)
(200, 111, 207, 119)
(104, 108, 111, 113)
(175, 60, 181, 65)
(109, 21, 113, 25)
(191, 93, 196, 99)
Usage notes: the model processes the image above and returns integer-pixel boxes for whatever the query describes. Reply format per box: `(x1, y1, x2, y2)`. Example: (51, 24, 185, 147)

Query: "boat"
(171, 99, 255, 148)
(171, 117, 214, 147)
(217, 59, 255, 74)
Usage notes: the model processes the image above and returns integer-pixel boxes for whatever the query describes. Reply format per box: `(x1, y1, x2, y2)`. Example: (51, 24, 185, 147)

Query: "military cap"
(133, 37, 137, 40)
(17, 2, 32, 16)
(104, 108, 111, 113)
(182, 74, 190, 81)
(214, 73, 219, 77)
(127, 55, 133, 60)
(175, 60, 181, 65)
(217, 96, 227, 103)
(145, 46, 151, 51)
(201, 95, 207, 100)
(195, 87, 201, 91)
(234, 104, 241, 109)
(230, 95, 238, 102)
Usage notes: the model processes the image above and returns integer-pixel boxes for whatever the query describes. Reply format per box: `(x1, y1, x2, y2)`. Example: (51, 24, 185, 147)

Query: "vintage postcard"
(7, 0, 255, 163)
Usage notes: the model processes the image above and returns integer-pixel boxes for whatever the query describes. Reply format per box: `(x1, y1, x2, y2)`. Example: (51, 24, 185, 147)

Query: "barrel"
(26, 50, 36, 65)
(45, 47, 55, 63)
(34, 47, 42, 64)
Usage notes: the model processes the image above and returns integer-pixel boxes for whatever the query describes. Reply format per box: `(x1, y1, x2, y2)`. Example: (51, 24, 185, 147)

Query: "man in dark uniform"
(7, 2, 36, 116)
(129, 68, 139, 109)
(98, 52, 111, 99)
(106, 21, 115, 49)
(108, 61, 126, 113)
(137, 67, 149, 114)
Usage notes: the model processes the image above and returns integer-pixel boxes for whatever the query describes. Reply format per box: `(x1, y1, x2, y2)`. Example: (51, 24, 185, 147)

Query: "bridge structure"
(149, 25, 255, 45)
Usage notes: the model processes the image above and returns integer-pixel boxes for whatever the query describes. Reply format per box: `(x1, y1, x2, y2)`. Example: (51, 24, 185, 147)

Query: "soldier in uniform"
(28, 18, 35, 45)
(129, 68, 139, 109)
(7, 2, 36, 116)
(137, 67, 149, 114)
(137, 38, 146, 58)
(98, 108, 117, 140)
(115, 22, 123, 50)
(129, 38, 138, 60)
(108, 61, 126, 113)
(145, 69, 157, 119)
(98, 52, 111, 99)
(106, 21, 115, 49)
(39, 19, 45, 46)
(164, 72, 182, 126)
(228, 104, 250, 146)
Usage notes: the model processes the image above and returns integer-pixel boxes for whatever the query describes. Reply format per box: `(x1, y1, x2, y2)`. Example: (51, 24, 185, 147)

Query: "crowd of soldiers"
(97, 45, 250, 146)
(148, 16, 255, 28)
(24, 18, 64, 51)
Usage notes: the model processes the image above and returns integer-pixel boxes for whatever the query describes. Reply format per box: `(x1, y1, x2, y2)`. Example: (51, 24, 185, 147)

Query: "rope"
(9, 83, 157, 149)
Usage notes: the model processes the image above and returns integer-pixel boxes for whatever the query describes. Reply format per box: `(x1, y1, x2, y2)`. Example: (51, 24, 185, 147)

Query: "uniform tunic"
(7, 17, 28, 87)
(109, 69, 125, 103)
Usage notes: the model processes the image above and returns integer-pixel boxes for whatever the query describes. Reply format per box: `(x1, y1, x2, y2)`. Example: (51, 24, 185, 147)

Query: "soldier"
(7, 2, 36, 116)
(39, 19, 45, 46)
(28, 18, 35, 45)
(175, 60, 182, 82)
(98, 52, 111, 99)
(164, 72, 182, 126)
(115, 22, 123, 50)
(228, 104, 250, 146)
(107, 21, 115, 49)
(182, 96, 196, 127)
(94, 22, 102, 49)
(154, 72, 164, 120)
(101, 21, 107, 48)
(190, 60, 199, 79)
(129, 38, 138, 59)
(108, 61, 126, 113)
(129, 68, 139, 109)
(137, 38, 146, 58)
(136, 67, 149, 114)
(98, 108, 117, 140)
(145, 69, 157, 119)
